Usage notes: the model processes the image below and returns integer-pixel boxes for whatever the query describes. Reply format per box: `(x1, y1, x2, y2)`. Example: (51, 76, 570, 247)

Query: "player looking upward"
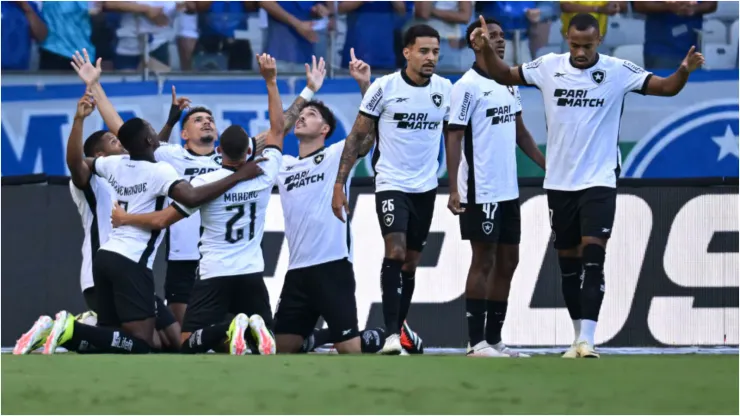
(470, 13, 704, 358)
(447, 17, 545, 357)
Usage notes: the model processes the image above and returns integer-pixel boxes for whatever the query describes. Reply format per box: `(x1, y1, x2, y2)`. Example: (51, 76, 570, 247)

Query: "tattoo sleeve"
(253, 96, 308, 154)
(336, 114, 374, 185)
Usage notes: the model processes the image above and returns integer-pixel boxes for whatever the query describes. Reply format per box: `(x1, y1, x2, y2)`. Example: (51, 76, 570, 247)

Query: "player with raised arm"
(447, 18, 546, 358)
(470, 13, 704, 358)
(273, 49, 423, 355)
(110, 54, 285, 355)
(332, 25, 452, 355)
(12, 92, 179, 355)
(71, 50, 329, 326)
(41, 99, 266, 355)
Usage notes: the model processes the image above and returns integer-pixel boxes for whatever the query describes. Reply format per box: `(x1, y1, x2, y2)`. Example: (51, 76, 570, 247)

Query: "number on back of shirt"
(382, 199, 395, 213)
(225, 203, 256, 244)
(481, 202, 498, 220)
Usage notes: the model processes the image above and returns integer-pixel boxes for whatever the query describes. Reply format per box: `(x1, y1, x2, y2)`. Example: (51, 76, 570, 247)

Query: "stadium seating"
(702, 19, 728, 44)
(548, 20, 563, 46)
(731, 20, 739, 50)
(612, 44, 644, 67)
(602, 17, 645, 48)
(714, 1, 740, 22)
(504, 39, 532, 65)
(536, 45, 561, 58)
(703, 43, 737, 70)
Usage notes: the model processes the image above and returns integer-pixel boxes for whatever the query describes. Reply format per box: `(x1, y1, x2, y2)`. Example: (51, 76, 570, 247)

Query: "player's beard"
(199, 135, 215, 145)
(419, 65, 435, 78)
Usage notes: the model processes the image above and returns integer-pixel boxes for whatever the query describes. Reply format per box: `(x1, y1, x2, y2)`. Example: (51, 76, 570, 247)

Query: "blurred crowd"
(2, 1, 738, 73)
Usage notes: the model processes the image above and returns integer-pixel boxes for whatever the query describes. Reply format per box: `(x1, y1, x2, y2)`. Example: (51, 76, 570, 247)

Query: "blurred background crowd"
(2, 1, 738, 75)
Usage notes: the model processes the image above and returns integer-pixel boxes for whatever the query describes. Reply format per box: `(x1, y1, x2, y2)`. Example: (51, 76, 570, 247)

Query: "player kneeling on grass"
(110, 54, 284, 355)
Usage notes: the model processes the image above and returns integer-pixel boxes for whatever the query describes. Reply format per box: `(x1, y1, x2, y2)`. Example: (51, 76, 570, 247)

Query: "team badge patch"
(313, 153, 324, 165)
(431, 92, 443, 108)
(590, 69, 606, 85)
(383, 214, 395, 227)
(482, 221, 494, 235)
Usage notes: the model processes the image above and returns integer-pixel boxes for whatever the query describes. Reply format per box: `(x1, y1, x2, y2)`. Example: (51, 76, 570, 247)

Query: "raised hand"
(70, 48, 102, 86)
(469, 15, 491, 51)
(171, 85, 191, 111)
(348, 48, 371, 86)
(681, 45, 704, 72)
(305, 55, 327, 93)
(75, 90, 96, 120)
(257, 53, 277, 82)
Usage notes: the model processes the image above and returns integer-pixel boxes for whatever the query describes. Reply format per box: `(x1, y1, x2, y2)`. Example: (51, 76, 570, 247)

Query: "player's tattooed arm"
(111, 203, 184, 230)
(643, 46, 704, 97)
(158, 85, 191, 142)
(170, 157, 267, 208)
(470, 15, 525, 86)
(67, 91, 96, 189)
(515, 113, 546, 171)
(336, 113, 374, 185)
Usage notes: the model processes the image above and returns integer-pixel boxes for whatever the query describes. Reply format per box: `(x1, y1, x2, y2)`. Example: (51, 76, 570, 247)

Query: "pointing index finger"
(479, 15, 488, 33)
(350, 47, 357, 62)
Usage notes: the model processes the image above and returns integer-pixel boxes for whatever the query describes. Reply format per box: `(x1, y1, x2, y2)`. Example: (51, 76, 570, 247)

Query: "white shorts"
(176, 12, 199, 39)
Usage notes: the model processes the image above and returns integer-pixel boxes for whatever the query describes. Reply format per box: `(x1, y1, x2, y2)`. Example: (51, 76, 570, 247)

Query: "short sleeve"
(172, 175, 206, 217)
(514, 86, 523, 113)
(359, 77, 386, 119)
(91, 155, 121, 179)
(519, 54, 551, 88)
(154, 162, 185, 198)
(620, 60, 653, 95)
(251, 146, 283, 189)
(154, 143, 182, 164)
(448, 81, 476, 130)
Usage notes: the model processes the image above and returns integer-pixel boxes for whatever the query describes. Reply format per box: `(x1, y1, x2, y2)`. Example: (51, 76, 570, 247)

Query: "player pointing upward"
(332, 25, 452, 354)
(470, 13, 704, 358)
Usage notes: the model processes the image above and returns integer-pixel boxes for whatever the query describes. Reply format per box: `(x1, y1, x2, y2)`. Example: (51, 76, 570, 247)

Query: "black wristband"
(167, 104, 182, 127)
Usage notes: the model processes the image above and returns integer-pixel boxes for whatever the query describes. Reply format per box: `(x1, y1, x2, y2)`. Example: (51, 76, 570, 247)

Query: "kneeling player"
(111, 55, 285, 355)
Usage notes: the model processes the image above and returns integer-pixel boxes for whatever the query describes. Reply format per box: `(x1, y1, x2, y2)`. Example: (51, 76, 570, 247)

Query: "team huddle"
(14, 14, 702, 358)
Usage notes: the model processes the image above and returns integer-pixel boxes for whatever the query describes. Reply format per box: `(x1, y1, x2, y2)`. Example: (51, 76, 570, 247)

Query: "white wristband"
(300, 87, 315, 101)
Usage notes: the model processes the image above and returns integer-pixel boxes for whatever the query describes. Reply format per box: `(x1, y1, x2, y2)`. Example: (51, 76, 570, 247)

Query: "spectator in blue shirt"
(193, 1, 258, 70)
(340, 1, 412, 70)
(261, 1, 329, 72)
(39, 1, 95, 71)
(634, 1, 718, 69)
(1, 1, 47, 70)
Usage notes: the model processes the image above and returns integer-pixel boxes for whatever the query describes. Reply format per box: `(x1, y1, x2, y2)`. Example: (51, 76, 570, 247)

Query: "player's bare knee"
(494, 248, 519, 283)
(334, 336, 362, 354)
(558, 246, 580, 258)
(275, 334, 304, 354)
(470, 243, 496, 274)
(581, 236, 607, 249)
(402, 251, 422, 274)
(384, 233, 407, 261)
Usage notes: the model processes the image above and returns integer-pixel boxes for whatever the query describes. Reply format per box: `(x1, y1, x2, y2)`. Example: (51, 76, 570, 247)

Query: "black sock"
(380, 258, 404, 333)
(465, 298, 486, 346)
(359, 327, 387, 353)
(580, 245, 606, 321)
(398, 271, 416, 328)
(558, 256, 583, 321)
(180, 323, 231, 354)
(485, 300, 508, 345)
(64, 322, 151, 354)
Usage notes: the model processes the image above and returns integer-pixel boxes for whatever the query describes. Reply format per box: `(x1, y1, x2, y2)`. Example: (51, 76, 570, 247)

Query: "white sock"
(578, 319, 597, 346)
(572, 319, 581, 343)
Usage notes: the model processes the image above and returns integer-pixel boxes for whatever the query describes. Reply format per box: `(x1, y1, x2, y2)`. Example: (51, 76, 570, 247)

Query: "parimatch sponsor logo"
(554, 89, 605, 107)
(392, 112, 441, 130)
(284, 170, 325, 191)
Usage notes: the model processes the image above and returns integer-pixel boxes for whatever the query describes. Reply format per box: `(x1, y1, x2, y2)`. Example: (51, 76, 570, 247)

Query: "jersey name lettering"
(224, 191, 260, 203)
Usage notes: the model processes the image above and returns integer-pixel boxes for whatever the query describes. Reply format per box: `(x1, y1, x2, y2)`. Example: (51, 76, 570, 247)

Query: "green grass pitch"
(2, 354, 737, 414)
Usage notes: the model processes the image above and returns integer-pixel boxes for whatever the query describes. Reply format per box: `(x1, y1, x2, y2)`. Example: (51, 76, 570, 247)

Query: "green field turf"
(2, 354, 737, 414)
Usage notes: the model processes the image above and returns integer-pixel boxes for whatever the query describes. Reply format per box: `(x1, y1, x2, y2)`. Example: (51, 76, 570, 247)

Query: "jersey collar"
(401, 68, 431, 87)
(186, 147, 216, 157)
(298, 146, 325, 160)
(471, 62, 492, 79)
(568, 53, 600, 71)
(222, 165, 238, 172)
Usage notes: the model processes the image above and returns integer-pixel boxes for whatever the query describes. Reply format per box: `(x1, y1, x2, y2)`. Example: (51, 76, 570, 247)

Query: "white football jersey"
(277, 141, 354, 270)
(174, 146, 282, 279)
(93, 155, 183, 270)
(520, 53, 652, 191)
(359, 70, 452, 193)
(154, 140, 256, 261)
(69, 176, 116, 291)
(449, 64, 522, 204)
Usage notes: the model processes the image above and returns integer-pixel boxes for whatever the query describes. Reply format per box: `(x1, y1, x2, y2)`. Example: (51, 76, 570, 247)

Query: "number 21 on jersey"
(225, 203, 256, 243)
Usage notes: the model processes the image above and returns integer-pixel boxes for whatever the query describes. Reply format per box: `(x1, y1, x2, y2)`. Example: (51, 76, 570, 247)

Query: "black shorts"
(164, 260, 198, 304)
(181, 273, 272, 333)
(273, 258, 359, 343)
(82, 287, 98, 314)
(92, 250, 156, 327)
(546, 187, 617, 250)
(375, 188, 437, 251)
(459, 199, 521, 244)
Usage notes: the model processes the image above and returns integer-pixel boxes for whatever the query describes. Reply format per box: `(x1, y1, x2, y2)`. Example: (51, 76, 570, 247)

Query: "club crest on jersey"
(383, 213, 395, 227)
(590, 69, 606, 85)
(313, 153, 324, 165)
(482, 221, 494, 235)
(431, 93, 443, 108)
(507, 86, 515, 96)
(213, 155, 223, 165)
